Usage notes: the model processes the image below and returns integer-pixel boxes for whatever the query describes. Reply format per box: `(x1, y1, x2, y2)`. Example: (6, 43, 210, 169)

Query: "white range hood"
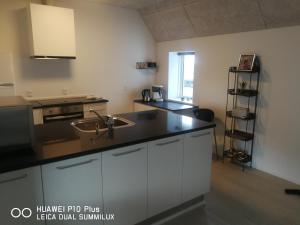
(28, 3, 76, 59)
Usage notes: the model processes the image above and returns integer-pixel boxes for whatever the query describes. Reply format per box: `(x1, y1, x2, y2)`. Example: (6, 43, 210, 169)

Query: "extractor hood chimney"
(27, 3, 76, 59)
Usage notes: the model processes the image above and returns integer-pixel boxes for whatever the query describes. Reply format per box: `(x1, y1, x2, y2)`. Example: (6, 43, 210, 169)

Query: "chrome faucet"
(89, 109, 106, 124)
(89, 109, 114, 133)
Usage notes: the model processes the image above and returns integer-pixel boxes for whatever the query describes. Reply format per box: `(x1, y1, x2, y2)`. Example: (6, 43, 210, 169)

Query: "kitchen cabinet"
(133, 103, 159, 112)
(182, 130, 213, 202)
(0, 166, 44, 225)
(102, 144, 147, 225)
(84, 103, 107, 118)
(28, 4, 76, 59)
(42, 153, 103, 225)
(148, 135, 184, 217)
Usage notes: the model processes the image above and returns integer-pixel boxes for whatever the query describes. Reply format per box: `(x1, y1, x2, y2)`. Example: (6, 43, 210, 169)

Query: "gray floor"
(163, 161, 300, 225)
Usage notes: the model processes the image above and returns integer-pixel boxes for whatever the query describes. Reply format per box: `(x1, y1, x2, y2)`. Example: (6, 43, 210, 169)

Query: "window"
(168, 52, 195, 103)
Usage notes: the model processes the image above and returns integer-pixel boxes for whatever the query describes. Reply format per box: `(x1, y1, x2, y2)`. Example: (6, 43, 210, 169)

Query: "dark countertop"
(134, 99, 196, 111)
(0, 110, 215, 174)
(30, 97, 109, 109)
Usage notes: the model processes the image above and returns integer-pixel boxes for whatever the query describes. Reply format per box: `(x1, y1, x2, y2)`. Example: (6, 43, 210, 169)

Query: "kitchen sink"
(71, 116, 135, 133)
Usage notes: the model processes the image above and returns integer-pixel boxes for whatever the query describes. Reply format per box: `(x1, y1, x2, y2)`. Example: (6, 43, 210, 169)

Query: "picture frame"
(238, 54, 256, 71)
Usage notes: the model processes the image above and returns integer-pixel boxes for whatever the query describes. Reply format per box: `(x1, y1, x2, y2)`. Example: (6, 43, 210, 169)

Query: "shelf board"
(226, 111, 256, 120)
(229, 67, 260, 73)
(225, 129, 254, 141)
(228, 89, 258, 97)
(223, 148, 252, 163)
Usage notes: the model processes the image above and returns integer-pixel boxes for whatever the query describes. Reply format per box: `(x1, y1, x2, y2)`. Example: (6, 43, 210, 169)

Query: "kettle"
(141, 89, 151, 102)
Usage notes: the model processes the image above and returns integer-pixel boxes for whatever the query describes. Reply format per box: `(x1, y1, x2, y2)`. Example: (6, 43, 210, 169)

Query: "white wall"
(0, 0, 155, 113)
(156, 26, 300, 185)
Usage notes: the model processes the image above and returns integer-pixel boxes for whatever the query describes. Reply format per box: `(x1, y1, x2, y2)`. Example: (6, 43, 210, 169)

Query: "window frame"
(168, 51, 195, 104)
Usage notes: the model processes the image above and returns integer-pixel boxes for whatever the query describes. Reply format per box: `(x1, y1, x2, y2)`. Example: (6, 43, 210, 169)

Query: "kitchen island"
(0, 110, 215, 225)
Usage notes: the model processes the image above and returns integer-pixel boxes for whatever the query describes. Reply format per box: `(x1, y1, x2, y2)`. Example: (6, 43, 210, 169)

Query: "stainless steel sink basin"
(71, 116, 135, 133)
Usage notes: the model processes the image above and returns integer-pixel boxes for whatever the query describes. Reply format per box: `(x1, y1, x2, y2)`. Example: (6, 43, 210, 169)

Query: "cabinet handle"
(190, 132, 210, 138)
(56, 159, 98, 170)
(0, 174, 27, 185)
(112, 147, 143, 157)
(156, 139, 180, 146)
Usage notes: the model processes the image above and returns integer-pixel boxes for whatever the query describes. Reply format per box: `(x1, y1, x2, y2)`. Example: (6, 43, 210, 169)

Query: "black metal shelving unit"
(222, 59, 260, 170)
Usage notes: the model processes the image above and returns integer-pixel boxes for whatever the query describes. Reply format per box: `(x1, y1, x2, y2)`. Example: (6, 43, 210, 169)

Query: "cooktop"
(30, 97, 108, 108)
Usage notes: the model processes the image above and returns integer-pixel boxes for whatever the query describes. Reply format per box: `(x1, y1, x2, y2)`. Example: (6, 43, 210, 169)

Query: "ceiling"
(95, 0, 300, 42)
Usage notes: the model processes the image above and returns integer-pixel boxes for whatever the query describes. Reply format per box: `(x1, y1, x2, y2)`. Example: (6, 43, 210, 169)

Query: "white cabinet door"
(182, 129, 213, 202)
(148, 135, 183, 217)
(42, 153, 103, 225)
(0, 167, 44, 225)
(102, 144, 147, 225)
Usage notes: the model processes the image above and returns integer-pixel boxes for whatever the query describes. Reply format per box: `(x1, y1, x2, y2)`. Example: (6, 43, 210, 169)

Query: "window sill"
(168, 98, 194, 105)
